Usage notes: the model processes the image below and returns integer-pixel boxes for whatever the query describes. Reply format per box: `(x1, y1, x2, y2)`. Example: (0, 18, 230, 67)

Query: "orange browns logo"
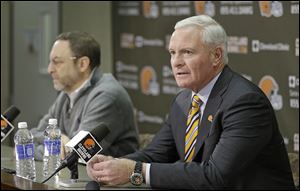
(259, 75, 278, 98)
(259, 1, 283, 18)
(143, 1, 151, 18)
(142, 1, 158, 19)
(140, 66, 156, 95)
(1, 120, 8, 129)
(83, 138, 95, 150)
(259, 1, 272, 17)
(194, 1, 215, 17)
(259, 75, 283, 110)
(194, 1, 206, 15)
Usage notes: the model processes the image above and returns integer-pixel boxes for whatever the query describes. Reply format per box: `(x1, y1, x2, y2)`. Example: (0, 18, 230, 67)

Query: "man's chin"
(53, 84, 64, 91)
(176, 83, 192, 90)
(174, 80, 187, 89)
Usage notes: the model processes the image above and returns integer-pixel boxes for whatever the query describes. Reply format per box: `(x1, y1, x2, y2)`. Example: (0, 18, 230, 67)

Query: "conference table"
(1, 145, 150, 190)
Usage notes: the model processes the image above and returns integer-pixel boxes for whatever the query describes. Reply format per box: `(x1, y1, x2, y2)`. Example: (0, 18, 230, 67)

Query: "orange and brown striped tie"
(184, 95, 202, 162)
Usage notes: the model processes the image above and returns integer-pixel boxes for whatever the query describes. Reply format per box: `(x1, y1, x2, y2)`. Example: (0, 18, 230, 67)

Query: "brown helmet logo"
(140, 66, 154, 94)
(142, 1, 158, 18)
(140, 66, 159, 95)
(259, 1, 272, 17)
(83, 138, 95, 150)
(259, 76, 275, 97)
(259, 75, 282, 110)
(259, 1, 283, 17)
(1, 120, 8, 129)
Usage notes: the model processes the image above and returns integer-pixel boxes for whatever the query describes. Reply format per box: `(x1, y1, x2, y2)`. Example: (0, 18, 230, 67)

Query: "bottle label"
(44, 139, 61, 156)
(15, 143, 34, 160)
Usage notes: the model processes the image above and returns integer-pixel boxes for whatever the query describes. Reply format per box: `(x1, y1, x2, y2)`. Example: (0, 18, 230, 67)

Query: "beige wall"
(1, 2, 113, 112)
(1, 2, 113, 146)
(1, 1, 10, 112)
(62, 2, 113, 73)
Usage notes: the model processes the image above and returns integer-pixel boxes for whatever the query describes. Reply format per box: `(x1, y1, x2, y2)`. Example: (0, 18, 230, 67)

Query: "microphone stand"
(57, 160, 90, 188)
(42, 155, 88, 187)
(41, 161, 67, 183)
(69, 160, 79, 179)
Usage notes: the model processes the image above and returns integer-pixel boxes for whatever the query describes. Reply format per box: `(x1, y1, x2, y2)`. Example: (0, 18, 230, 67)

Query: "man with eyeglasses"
(31, 31, 139, 161)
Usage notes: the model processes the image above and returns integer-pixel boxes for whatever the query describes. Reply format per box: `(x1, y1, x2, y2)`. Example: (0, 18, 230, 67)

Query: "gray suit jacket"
(125, 66, 294, 190)
(32, 67, 139, 160)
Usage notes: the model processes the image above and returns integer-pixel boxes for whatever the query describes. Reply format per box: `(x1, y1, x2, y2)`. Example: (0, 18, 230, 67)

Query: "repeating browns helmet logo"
(194, 1, 215, 17)
(140, 66, 159, 96)
(143, 1, 159, 18)
(259, 75, 283, 110)
(259, 1, 283, 17)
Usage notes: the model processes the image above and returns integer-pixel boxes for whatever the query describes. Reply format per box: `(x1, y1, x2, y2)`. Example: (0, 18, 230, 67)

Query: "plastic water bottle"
(14, 122, 36, 181)
(43, 118, 61, 181)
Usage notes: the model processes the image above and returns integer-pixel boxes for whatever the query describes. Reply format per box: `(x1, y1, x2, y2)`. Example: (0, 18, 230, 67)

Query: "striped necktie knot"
(191, 95, 201, 108)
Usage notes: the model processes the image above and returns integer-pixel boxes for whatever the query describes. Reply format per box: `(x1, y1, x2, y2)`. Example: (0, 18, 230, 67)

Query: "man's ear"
(78, 56, 90, 72)
(211, 47, 223, 66)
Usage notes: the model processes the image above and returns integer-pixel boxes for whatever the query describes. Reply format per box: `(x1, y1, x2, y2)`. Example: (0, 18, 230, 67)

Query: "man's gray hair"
(175, 15, 228, 64)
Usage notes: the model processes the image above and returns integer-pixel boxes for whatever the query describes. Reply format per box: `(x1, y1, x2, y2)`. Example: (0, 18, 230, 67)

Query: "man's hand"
(86, 155, 135, 186)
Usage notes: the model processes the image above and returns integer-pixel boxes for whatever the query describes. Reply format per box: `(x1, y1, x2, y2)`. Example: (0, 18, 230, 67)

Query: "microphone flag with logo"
(1, 105, 21, 142)
(42, 123, 109, 184)
(65, 124, 109, 163)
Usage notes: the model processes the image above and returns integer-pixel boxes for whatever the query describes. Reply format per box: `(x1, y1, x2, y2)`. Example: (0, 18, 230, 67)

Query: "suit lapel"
(194, 93, 222, 155)
(194, 65, 233, 157)
(178, 91, 192, 160)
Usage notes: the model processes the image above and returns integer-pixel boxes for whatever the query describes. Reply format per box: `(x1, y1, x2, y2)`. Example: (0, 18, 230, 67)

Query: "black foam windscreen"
(90, 123, 110, 141)
(3, 105, 20, 122)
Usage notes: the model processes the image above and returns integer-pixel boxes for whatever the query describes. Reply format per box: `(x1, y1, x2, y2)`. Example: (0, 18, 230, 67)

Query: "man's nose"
(171, 55, 184, 68)
(47, 62, 54, 74)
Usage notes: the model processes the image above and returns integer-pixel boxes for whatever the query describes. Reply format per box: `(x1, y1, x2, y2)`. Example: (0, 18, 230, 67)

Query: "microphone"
(1, 105, 20, 142)
(85, 181, 100, 190)
(2, 105, 20, 121)
(42, 123, 110, 184)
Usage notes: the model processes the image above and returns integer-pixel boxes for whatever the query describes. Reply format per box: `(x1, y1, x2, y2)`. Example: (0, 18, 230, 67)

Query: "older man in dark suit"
(86, 15, 295, 190)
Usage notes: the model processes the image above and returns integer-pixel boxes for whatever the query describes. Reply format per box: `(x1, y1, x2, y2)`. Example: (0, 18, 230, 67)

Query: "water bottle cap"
(49, 118, 57, 125)
(18, 122, 28, 128)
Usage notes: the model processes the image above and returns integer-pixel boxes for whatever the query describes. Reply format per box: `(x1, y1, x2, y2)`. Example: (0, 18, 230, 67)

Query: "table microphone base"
(58, 179, 90, 188)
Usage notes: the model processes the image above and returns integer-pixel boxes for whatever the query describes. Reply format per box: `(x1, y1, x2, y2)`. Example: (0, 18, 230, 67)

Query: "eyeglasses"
(50, 56, 78, 66)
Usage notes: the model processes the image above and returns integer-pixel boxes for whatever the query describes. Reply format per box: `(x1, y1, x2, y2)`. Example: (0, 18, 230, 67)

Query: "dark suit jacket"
(126, 65, 295, 190)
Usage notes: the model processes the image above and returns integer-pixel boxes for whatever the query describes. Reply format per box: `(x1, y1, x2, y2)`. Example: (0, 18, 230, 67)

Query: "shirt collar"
(67, 68, 96, 108)
(192, 72, 222, 105)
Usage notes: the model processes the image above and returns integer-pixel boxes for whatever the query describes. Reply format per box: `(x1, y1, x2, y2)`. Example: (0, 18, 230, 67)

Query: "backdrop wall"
(112, 1, 299, 153)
